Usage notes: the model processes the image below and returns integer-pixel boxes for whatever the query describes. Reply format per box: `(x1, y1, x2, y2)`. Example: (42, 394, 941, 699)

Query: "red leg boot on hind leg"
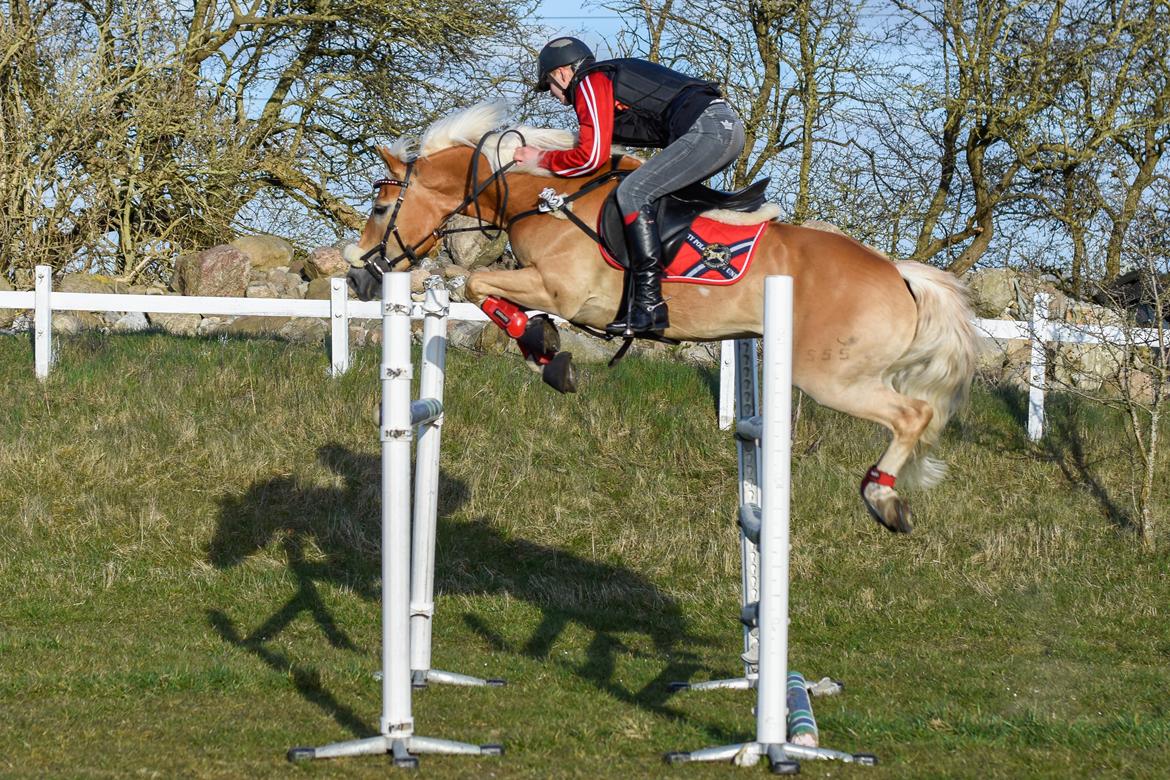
(860, 466, 913, 533)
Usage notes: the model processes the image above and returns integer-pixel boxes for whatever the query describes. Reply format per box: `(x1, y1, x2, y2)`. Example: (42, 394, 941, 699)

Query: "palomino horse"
(343, 102, 978, 533)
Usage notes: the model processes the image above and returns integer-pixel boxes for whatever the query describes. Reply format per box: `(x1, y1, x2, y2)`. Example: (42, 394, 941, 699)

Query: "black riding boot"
(606, 205, 670, 336)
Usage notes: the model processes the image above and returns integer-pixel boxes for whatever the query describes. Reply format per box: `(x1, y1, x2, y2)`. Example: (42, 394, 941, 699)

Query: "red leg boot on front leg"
(482, 296, 529, 339)
(481, 297, 576, 393)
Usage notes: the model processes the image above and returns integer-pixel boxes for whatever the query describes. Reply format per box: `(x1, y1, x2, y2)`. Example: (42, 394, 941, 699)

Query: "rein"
(359, 137, 631, 280)
(507, 159, 629, 243)
(355, 140, 667, 361)
(358, 130, 525, 276)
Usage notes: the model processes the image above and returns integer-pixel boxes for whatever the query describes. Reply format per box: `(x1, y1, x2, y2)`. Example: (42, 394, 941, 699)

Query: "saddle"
(598, 178, 771, 269)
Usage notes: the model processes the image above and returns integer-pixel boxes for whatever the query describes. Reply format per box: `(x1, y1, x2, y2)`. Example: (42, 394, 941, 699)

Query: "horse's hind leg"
(807, 379, 933, 533)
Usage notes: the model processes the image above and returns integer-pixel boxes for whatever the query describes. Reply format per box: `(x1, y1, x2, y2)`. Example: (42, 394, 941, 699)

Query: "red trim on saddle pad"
(600, 216, 768, 286)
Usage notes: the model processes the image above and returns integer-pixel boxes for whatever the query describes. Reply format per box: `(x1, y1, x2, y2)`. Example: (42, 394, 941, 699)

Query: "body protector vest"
(568, 58, 721, 148)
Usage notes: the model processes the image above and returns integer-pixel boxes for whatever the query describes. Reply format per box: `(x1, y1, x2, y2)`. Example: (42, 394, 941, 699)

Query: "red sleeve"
(539, 71, 613, 177)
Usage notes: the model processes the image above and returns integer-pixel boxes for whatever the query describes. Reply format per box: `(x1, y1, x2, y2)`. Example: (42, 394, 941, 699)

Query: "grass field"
(0, 330, 1167, 779)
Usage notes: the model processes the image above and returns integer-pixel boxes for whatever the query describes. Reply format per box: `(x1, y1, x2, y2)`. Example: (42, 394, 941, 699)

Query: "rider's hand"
(513, 146, 542, 167)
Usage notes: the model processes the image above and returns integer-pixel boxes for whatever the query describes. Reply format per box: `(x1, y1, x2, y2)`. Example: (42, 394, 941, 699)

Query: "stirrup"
(608, 302, 668, 337)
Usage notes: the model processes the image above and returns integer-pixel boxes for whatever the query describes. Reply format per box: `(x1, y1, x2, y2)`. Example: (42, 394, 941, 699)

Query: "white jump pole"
(289, 272, 502, 767)
(756, 277, 794, 753)
(666, 276, 875, 773)
(409, 283, 504, 689)
(669, 337, 762, 693)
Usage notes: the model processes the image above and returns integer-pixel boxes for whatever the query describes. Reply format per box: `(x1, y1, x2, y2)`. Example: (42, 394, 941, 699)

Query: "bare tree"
(1098, 0, 1170, 281)
(1010, 0, 1170, 289)
(880, 1, 1083, 272)
(0, 0, 536, 281)
(601, 0, 881, 221)
(1106, 200, 1168, 547)
(1045, 189, 1168, 548)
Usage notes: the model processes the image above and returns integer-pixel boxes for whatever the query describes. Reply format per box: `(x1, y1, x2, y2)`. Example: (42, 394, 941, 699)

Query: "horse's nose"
(342, 243, 364, 266)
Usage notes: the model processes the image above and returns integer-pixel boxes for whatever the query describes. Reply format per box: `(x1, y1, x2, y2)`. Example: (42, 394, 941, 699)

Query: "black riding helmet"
(535, 37, 595, 92)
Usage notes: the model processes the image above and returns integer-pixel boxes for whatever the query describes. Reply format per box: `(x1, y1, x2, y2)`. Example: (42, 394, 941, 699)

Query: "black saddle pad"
(598, 179, 771, 269)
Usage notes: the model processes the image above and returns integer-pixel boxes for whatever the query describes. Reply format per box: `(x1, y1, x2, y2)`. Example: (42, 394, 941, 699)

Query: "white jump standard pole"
(666, 276, 875, 773)
(288, 273, 502, 768)
(670, 338, 845, 703)
(670, 337, 762, 693)
(409, 283, 505, 690)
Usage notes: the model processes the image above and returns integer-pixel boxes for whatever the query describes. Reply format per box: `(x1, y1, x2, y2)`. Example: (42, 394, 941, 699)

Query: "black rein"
(358, 131, 526, 278)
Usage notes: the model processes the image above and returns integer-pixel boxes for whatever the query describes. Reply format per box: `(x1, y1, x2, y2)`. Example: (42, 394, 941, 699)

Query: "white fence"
(0, 265, 489, 380)
(4, 266, 1166, 442)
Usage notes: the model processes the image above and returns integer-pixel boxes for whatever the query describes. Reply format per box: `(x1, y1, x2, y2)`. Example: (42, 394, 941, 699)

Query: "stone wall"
(966, 267, 1165, 402)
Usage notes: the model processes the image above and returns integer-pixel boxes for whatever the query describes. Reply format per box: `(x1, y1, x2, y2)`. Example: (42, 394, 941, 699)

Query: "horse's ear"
(375, 145, 398, 169)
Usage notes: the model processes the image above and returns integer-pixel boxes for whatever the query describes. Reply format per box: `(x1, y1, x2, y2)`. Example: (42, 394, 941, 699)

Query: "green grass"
(0, 330, 1167, 779)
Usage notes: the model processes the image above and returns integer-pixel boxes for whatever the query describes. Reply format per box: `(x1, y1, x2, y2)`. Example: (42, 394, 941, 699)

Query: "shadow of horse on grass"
(977, 384, 1136, 532)
(207, 444, 714, 737)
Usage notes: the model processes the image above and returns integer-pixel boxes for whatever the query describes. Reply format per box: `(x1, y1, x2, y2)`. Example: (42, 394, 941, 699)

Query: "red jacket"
(539, 71, 614, 177)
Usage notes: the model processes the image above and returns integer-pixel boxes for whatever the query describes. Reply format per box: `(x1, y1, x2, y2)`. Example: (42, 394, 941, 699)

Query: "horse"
(342, 101, 978, 533)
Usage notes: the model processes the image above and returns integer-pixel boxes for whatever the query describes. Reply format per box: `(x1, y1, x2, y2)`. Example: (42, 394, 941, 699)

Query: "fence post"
(34, 265, 53, 380)
(330, 277, 349, 376)
(718, 339, 735, 430)
(1027, 293, 1050, 442)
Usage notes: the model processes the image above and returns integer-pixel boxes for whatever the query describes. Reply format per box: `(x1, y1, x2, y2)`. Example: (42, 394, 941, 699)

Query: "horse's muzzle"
(347, 266, 382, 302)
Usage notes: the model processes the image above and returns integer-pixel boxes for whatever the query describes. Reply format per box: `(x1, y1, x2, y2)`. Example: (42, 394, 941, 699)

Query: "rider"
(514, 37, 746, 337)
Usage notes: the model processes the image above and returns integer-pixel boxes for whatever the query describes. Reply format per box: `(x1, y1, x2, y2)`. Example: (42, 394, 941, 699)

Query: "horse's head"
(343, 144, 455, 301)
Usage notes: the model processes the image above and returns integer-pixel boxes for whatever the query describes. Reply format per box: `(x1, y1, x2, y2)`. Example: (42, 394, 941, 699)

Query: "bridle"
(356, 131, 525, 279)
(357, 162, 421, 271)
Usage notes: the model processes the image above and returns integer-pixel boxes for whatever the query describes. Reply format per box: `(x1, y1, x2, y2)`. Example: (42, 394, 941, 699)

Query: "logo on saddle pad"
(689, 235, 732, 270)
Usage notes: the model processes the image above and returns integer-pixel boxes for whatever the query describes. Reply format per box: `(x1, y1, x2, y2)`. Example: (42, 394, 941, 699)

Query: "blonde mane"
(386, 101, 578, 177)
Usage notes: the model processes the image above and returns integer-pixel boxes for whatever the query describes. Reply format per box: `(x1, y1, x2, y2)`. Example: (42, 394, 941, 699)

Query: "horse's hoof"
(861, 486, 913, 533)
(518, 314, 560, 358)
(541, 351, 577, 393)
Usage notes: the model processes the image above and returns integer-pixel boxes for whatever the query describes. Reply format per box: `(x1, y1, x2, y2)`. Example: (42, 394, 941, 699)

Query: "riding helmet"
(535, 37, 595, 92)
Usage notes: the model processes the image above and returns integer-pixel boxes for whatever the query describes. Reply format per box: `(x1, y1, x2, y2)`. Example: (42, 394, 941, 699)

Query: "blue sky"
(534, 0, 626, 56)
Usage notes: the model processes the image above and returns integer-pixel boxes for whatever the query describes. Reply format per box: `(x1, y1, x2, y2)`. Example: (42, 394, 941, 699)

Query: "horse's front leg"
(465, 267, 562, 313)
(465, 267, 578, 393)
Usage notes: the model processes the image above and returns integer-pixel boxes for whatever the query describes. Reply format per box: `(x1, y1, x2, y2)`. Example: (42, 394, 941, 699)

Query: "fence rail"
(3, 265, 489, 379)
(4, 267, 1166, 442)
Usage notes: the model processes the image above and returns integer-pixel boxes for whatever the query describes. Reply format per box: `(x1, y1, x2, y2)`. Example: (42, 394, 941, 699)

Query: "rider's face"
(548, 66, 573, 104)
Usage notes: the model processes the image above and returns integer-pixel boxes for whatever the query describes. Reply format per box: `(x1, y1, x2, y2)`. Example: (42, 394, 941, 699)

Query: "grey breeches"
(615, 100, 746, 216)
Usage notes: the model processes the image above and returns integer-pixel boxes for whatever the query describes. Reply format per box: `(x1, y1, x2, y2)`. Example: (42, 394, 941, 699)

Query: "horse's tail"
(888, 261, 979, 488)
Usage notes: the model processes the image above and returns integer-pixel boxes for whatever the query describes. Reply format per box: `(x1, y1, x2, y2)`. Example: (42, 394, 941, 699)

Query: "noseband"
(357, 131, 524, 279)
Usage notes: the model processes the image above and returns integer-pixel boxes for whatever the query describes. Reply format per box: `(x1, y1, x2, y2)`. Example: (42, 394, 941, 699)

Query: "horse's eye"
(373, 205, 388, 216)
